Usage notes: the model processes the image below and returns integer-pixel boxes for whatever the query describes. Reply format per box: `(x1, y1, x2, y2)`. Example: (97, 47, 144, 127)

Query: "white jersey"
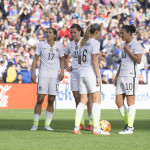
(64, 39, 81, 69)
(35, 41, 64, 78)
(119, 39, 143, 77)
(79, 38, 100, 77)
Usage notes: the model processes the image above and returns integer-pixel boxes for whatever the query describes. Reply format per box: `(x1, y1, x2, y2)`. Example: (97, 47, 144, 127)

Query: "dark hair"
(70, 24, 84, 37)
(47, 27, 57, 41)
(121, 24, 136, 34)
(80, 23, 101, 47)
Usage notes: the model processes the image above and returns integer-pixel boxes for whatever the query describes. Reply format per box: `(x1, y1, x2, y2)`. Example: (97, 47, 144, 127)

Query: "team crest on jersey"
(75, 45, 78, 50)
(85, 42, 90, 46)
(50, 48, 53, 52)
(39, 86, 42, 91)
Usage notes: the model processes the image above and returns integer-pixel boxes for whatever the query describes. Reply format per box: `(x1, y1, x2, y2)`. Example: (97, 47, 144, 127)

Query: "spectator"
(14, 73, 25, 83)
(3, 61, 17, 83)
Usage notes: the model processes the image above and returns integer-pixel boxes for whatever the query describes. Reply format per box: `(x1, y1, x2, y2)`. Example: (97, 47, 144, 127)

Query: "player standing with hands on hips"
(64, 24, 93, 131)
(114, 24, 143, 134)
(73, 23, 110, 135)
(30, 28, 64, 131)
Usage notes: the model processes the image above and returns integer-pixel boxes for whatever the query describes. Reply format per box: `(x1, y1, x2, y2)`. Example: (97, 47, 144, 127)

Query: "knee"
(37, 98, 44, 105)
(48, 98, 55, 105)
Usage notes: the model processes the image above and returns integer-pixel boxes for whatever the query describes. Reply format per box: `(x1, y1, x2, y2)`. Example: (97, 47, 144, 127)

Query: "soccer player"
(64, 24, 93, 131)
(30, 28, 64, 131)
(73, 23, 110, 135)
(114, 24, 143, 134)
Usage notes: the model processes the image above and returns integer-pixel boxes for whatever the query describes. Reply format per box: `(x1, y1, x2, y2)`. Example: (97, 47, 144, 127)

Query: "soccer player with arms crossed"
(64, 24, 93, 131)
(114, 24, 143, 134)
(30, 28, 64, 131)
(73, 23, 110, 135)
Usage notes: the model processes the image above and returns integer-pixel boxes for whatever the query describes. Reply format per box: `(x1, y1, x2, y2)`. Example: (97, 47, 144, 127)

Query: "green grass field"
(0, 109, 150, 150)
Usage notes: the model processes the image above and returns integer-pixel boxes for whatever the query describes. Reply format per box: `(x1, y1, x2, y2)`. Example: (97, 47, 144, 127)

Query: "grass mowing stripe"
(0, 109, 150, 150)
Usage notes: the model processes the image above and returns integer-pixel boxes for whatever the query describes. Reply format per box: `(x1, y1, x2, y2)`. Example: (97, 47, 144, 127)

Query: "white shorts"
(37, 77, 59, 95)
(79, 76, 101, 94)
(70, 68, 80, 91)
(116, 76, 139, 95)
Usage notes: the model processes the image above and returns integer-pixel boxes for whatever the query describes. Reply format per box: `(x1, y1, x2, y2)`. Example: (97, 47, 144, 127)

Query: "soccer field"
(0, 109, 150, 150)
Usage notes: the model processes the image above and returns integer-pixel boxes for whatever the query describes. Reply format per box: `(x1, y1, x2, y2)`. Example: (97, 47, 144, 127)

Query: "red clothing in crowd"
(59, 28, 71, 38)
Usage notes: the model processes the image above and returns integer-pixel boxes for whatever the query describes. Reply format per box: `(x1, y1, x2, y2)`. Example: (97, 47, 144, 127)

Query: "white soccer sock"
(118, 106, 125, 117)
(92, 103, 100, 130)
(128, 105, 136, 127)
(75, 103, 85, 128)
(118, 105, 128, 125)
(33, 114, 40, 126)
(80, 111, 85, 125)
(45, 111, 53, 126)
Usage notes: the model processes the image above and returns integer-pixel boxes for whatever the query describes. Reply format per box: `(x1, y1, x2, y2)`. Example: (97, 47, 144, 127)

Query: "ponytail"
(80, 25, 91, 48)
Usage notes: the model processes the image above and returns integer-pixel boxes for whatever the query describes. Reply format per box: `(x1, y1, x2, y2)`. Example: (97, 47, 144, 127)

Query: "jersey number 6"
(82, 49, 87, 62)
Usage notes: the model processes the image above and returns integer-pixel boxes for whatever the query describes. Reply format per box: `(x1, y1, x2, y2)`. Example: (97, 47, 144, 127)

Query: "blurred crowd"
(0, 0, 150, 83)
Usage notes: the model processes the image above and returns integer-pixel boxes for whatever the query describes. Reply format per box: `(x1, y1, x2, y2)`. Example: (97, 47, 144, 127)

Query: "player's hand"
(31, 74, 36, 83)
(124, 44, 130, 52)
(96, 77, 101, 86)
(66, 66, 72, 72)
(59, 71, 64, 81)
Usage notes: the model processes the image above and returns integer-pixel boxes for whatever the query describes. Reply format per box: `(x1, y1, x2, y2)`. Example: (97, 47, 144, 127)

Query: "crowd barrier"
(0, 83, 150, 109)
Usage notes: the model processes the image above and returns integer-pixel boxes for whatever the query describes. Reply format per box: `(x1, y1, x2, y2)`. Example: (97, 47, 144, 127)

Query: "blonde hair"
(80, 25, 91, 48)
(80, 23, 101, 48)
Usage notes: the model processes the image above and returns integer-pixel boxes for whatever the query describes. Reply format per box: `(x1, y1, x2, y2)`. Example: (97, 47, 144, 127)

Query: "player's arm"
(78, 56, 81, 64)
(59, 56, 64, 81)
(92, 54, 101, 86)
(64, 54, 72, 72)
(114, 63, 121, 87)
(124, 44, 142, 64)
(31, 54, 40, 83)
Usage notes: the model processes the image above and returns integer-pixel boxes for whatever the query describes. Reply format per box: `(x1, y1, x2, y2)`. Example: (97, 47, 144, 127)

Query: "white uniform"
(79, 38, 100, 94)
(35, 41, 64, 95)
(116, 39, 143, 95)
(64, 39, 81, 91)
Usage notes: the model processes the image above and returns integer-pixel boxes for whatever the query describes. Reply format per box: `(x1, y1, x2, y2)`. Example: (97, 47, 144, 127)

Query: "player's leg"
(44, 78, 59, 131)
(118, 77, 137, 134)
(85, 94, 93, 131)
(116, 94, 128, 124)
(31, 77, 50, 130)
(74, 94, 88, 134)
(44, 95, 55, 131)
(73, 91, 86, 130)
(31, 94, 45, 131)
(92, 91, 109, 135)
(74, 77, 88, 134)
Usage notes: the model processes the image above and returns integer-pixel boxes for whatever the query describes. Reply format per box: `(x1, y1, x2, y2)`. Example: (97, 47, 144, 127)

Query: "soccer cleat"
(80, 124, 86, 130)
(44, 126, 54, 131)
(74, 128, 81, 134)
(30, 125, 38, 131)
(93, 129, 110, 135)
(85, 125, 93, 131)
(119, 126, 134, 134)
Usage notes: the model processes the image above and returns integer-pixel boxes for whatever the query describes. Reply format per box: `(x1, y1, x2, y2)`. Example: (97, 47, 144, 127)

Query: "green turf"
(0, 109, 150, 150)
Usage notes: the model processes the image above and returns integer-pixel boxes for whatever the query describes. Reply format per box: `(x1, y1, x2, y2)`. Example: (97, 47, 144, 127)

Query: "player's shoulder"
(55, 40, 63, 46)
(38, 41, 47, 46)
(132, 39, 142, 48)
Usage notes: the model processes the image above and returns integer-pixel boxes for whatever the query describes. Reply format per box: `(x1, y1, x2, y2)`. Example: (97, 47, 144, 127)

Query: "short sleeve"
(64, 44, 70, 55)
(92, 40, 100, 54)
(58, 42, 64, 57)
(34, 42, 41, 56)
(133, 42, 144, 54)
